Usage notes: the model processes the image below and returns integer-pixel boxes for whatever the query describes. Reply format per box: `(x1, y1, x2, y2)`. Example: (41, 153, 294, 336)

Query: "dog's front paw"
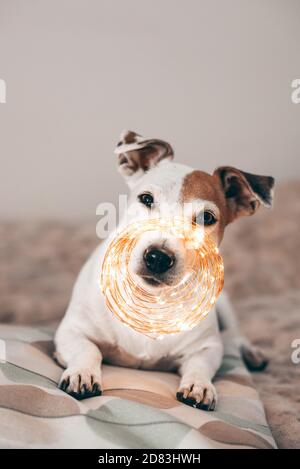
(59, 368, 102, 400)
(176, 380, 217, 411)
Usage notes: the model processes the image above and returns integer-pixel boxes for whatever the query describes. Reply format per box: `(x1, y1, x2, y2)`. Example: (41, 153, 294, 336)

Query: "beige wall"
(0, 0, 299, 219)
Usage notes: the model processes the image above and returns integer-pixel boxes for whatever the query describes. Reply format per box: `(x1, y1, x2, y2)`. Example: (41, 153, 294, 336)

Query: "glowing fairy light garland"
(100, 218, 224, 338)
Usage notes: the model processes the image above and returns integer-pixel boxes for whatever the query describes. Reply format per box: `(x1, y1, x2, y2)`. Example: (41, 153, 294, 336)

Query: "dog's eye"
(138, 193, 154, 208)
(195, 211, 217, 226)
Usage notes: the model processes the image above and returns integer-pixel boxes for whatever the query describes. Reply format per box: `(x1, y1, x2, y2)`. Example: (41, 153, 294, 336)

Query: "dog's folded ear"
(214, 166, 275, 222)
(114, 130, 174, 183)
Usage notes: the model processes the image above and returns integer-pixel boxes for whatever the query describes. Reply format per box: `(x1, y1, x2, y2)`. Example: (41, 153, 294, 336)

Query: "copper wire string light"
(100, 218, 224, 338)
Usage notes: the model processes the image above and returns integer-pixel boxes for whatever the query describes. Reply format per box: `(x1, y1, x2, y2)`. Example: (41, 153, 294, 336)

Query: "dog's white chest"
(96, 305, 218, 370)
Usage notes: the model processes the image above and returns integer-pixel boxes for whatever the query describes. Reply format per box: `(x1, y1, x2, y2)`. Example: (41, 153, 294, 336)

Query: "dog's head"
(115, 130, 275, 288)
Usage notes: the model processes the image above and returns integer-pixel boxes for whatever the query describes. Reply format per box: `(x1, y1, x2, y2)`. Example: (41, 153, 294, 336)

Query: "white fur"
(55, 158, 262, 409)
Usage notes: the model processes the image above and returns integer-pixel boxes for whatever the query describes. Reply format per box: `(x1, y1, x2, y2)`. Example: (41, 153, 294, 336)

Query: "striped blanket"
(0, 323, 276, 449)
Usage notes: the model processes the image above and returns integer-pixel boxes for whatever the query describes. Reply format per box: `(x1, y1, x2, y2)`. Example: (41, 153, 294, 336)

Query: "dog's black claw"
(177, 391, 215, 411)
(197, 402, 210, 411)
(68, 391, 85, 401)
(81, 384, 88, 395)
(177, 392, 197, 408)
(210, 400, 216, 411)
(246, 358, 269, 372)
(241, 344, 269, 372)
(59, 376, 102, 400)
(244, 357, 269, 371)
(59, 378, 69, 392)
(68, 386, 102, 401)
(92, 383, 102, 394)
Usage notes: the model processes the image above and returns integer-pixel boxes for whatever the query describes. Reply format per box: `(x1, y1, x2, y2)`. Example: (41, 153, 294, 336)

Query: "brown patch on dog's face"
(181, 167, 275, 246)
(180, 170, 228, 245)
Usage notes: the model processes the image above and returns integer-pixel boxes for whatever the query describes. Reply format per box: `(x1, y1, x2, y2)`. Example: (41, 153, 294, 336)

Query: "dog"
(55, 130, 274, 410)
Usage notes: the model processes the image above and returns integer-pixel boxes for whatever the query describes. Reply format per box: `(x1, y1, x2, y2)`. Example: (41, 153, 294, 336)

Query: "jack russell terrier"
(55, 130, 274, 410)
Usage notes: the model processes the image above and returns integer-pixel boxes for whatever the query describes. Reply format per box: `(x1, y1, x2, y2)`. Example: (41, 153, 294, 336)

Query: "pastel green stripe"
(87, 399, 191, 449)
(0, 362, 57, 389)
(213, 411, 272, 436)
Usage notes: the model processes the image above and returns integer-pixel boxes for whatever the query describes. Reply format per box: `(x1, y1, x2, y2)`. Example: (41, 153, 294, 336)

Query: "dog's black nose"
(144, 248, 175, 274)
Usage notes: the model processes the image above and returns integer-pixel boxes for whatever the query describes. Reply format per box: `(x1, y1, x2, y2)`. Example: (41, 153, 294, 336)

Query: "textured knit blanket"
(0, 323, 276, 449)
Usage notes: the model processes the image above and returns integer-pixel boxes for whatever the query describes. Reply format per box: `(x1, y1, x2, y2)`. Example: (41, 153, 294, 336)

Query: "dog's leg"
(55, 324, 102, 400)
(176, 341, 223, 411)
(216, 291, 268, 371)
